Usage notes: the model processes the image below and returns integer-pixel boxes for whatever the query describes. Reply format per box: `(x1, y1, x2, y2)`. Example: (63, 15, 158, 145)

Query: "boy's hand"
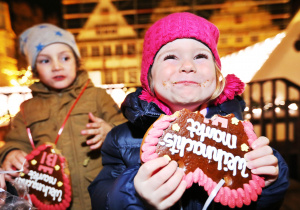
(81, 112, 112, 150)
(134, 156, 187, 209)
(2, 150, 28, 182)
(245, 136, 279, 187)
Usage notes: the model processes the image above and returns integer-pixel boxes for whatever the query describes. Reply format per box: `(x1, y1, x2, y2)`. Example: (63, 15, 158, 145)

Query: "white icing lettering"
(186, 118, 237, 148)
(159, 133, 248, 178)
(238, 158, 249, 178)
(213, 130, 225, 143)
(28, 170, 57, 185)
(16, 177, 63, 202)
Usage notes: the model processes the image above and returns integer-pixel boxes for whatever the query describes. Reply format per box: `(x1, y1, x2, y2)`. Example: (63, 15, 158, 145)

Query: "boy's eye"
(37, 59, 49, 64)
(62, 56, 70, 61)
(194, 53, 208, 59)
(164, 54, 177, 60)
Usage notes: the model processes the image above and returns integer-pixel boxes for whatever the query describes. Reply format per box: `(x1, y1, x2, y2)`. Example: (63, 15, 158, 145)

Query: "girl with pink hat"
(89, 12, 289, 209)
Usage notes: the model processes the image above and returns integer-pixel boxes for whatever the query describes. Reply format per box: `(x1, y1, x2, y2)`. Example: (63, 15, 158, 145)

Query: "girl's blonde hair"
(208, 63, 225, 102)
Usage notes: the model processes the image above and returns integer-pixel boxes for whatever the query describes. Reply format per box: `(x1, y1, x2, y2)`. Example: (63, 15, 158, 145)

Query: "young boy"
(0, 23, 126, 209)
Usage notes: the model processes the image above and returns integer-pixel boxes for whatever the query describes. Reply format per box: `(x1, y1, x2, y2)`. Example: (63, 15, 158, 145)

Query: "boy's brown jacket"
(0, 70, 127, 209)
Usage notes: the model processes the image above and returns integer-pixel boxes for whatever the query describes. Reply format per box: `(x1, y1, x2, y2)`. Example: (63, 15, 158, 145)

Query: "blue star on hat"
(38, 25, 47, 29)
(36, 43, 45, 52)
(55, 31, 63, 36)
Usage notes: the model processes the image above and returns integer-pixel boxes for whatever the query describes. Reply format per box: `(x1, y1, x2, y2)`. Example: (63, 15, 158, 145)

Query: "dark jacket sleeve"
(88, 128, 126, 209)
(206, 96, 246, 120)
(106, 165, 145, 209)
(89, 165, 144, 210)
(88, 123, 145, 210)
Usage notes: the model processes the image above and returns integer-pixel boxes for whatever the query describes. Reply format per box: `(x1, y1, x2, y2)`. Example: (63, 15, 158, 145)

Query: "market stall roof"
(251, 9, 300, 85)
(221, 10, 300, 85)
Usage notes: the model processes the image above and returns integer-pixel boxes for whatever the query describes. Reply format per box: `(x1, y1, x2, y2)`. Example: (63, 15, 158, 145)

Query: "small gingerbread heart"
(16, 143, 72, 210)
(141, 108, 265, 208)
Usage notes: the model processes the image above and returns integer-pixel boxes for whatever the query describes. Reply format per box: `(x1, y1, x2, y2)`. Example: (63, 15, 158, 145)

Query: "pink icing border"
(141, 114, 265, 208)
(26, 144, 72, 210)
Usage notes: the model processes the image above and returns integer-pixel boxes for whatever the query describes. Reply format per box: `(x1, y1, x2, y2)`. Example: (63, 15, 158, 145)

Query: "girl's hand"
(81, 112, 113, 150)
(134, 156, 187, 209)
(2, 150, 28, 182)
(245, 136, 279, 187)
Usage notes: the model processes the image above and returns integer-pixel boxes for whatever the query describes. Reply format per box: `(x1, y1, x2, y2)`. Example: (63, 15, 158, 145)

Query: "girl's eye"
(164, 54, 177, 60)
(194, 53, 208, 59)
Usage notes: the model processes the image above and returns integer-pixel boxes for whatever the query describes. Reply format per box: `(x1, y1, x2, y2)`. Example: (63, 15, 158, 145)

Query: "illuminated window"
(116, 45, 123, 55)
(220, 37, 227, 44)
(129, 71, 137, 83)
(80, 47, 88, 57)
(105, 70, 113, 84)
(251, 36, 259, 42)
(235, 15, 242, 24)
(127, 44, 136, 55)
(91, 46, 100, 57)
(117, 69, 124, 83)
(104, 46, 111, 56)
(235, 37, 243, 43)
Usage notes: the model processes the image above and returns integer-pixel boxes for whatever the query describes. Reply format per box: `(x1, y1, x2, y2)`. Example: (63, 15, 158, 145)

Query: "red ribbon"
(22, 79, 90, 149)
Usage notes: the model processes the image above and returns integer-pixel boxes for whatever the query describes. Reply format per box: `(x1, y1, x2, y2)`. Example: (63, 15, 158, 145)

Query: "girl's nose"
(52, 60, 63, 71)
(180, 60, 196, 73)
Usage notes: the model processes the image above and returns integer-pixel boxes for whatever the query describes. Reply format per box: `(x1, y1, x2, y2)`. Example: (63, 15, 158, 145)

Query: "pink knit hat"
(139, 12, 221, 114)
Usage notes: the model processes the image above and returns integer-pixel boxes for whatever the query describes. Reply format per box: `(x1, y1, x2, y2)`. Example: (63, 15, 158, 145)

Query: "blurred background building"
(1, 2, 300, 207)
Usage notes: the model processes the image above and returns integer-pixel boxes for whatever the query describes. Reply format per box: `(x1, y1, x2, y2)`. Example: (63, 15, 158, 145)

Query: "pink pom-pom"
(212, 74, 245, 105)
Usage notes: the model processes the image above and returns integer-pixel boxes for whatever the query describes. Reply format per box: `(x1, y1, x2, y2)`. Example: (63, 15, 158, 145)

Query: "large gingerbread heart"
(141, 109, 265, 208)
(16, 143, 71, 210)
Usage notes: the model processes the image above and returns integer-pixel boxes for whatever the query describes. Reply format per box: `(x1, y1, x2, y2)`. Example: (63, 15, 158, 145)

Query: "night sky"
(4, 0, 63, 33)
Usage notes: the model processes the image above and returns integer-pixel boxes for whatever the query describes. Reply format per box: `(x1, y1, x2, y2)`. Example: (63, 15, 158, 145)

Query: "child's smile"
(151, 39, 216, 112)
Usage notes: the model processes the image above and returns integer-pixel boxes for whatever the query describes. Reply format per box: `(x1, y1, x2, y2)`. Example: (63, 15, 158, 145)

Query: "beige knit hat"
(19, 23, 80, 69)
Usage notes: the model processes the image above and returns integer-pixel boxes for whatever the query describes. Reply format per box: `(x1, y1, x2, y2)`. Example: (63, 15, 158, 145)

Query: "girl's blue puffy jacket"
(89, 88, 289, 210)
